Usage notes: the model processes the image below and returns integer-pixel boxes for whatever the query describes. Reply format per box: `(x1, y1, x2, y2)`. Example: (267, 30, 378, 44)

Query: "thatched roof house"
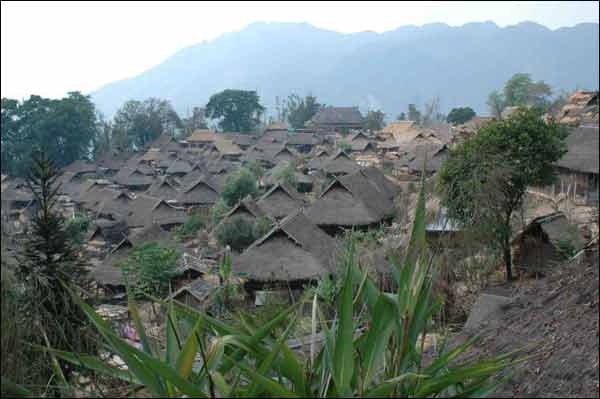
(379, 121, 417, 141)
(127, 194, 186, 229)
(87, 218, 129, 248)
(322, 150, 360, 176)
(358, 167, 399, 200)
(145, 176, 180, 201)
(256, 181, 304, 220)
(286, 132, 320, 153)
(306, 148, 331, 171)
(177, 176, 221, 208)
(212, 139, 242, 161)
(170, 278, 216, 309)
(113, 167, 155, 191)
(186, 129, 218, 148)
(166, 158, 193, 177)
(306, 169, 395, 234)
(232, 210, 338, 284)
(511, 212, 583, 276)
(63, 160, 97, 177)
(310, 106, 364, 132)
(221, 196, 270, 225)
(553, 124, 599, 205)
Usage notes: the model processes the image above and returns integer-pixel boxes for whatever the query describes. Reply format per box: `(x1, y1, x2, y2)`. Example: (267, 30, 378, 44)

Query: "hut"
(169, 278, 216, 309)
(322, 150, 361, 176)
(358, 166, 399, 200)
(309, 106, 364, 133)
(127, 194, 186, 229)
(306, 170, 395, 235)
(87, 218, 129, 249)
(63, 160, 98, 179)
(233, 210, 338, 294)
(220, 196, 270, 226)
(212, 139, 243, 161)
(552, 124, 599, 205)
(113, 167, 154, 191)
(145, 176, 179, 201)
(306, 148, 331, 171)
(511, 212, 583, 277)
(425, 209, 462, 250)
(166, 158, 193, 177)
(256, 181, 305, 220)
(186, 129, 218, 150)
(286, 133, 320, 153)
(177, 176, 221, 211)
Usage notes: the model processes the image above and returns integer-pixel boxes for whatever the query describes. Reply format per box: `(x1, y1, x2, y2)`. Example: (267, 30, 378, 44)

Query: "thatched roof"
(188, 129, 218, 143)
(287, 133, 319, 146)
(265, 121, 289, 131)
(556, 125, 599, 174)
(358, 167, 399, 200)
(232, 210, 338, 282)
(165, 158, 192, 176)
(95, 190, 133, 219)
(223, 196, 269, 222)
(95, 153, 127, 172)
(170, 278, 216, 304)
(322, 150, 360, 175)
(511, 212, 583, 248)
(257, 181, 304, 220)
(177, 176, 220, 206)
(63, 160, 97, 175)
(407, 144, 449, 174)
(141, 148, 162, 162)
(113, 167, 155, 188)
(311, 106, 363, 126)
(87, 218, 129, 245)
(380, 121, 416, 138)
(213, 139, 242, 156)
(306, 149, 331, 170)
(306, 170, 395, 228)
(145, 133, 177, 150)
(145, 176, 180, 200)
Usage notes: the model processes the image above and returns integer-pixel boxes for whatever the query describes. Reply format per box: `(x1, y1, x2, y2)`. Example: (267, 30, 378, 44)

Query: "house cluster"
(1, 95, 598, 308)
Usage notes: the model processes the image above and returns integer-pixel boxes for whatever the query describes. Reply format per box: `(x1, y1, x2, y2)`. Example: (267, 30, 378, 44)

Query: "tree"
(287, 94, 322, 129)
(1, 93, 97, 176)
(221, 168, 258, 207)
(216, 216, 271, 252)
(364, 110, 386, 131)
(422, 97, 443, 127)
(487, 73, 554, 117)
(16, 150, 93, 374)
(112, 98, 182, 150)
(446, 107, 476, 125)
(407, 103, 421, 124)
(396, 112, 406, 121)
(437, 108, 568, 281)
(121, 242, 178, 298)
(93, 111, 113, 158)
(205, 89, 265, 133)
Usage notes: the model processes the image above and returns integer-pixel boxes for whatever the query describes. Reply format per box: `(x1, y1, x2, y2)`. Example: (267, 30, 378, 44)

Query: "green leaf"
(175, 315, 204, 379)
(361, 294, 395, 388)
(226, 355, 299, 398)
(332, 259, 355, 395)
(166, 300, 182, 367)
(1, 376, 34, 397)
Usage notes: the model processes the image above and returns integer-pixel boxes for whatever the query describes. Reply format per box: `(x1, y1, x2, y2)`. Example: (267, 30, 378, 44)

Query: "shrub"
(273, 162, 297, 188)
(216, 216, 260, 252)
(174, 210, 207, 241)
(121, 242, 178, 298)
(64, 214, 91, 247)
(210, 198, 230, 226)
(336, 140, 352, 154)
(221, 167, 258, 207)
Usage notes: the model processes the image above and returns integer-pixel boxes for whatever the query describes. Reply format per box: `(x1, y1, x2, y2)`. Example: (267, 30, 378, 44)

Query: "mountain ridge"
(91, 21, 600, 118)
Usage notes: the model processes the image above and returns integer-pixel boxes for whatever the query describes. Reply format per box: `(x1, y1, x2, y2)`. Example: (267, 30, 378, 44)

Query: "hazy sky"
(2, 1, 598, 100)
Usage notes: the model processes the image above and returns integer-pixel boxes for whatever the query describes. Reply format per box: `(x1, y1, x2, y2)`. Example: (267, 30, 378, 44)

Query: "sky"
(2, 1, 599, 100)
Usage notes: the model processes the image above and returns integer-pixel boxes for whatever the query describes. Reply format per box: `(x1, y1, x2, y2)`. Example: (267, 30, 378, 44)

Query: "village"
(2, 89, 598, 333)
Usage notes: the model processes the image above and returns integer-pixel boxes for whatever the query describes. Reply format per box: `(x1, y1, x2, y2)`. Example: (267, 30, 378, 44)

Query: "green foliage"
(336, 141, 352, 154)
(287, 94, 322, 129)
(13, 150, 94, 388)
(246, 160, 266, 181)
(437, 107, 568, 281)
(215, 216, 269, 252)
(174, 211, 207, 241)
(486, 73, 553, 116)
(364, 110, 386, 131)
(446, 107, 476, 125)
(273, 162, 298, 188)
(112, 98, 182, 150)
(221, 168, 258, 207)
(1, 92, 97, 176)
(205, 89, 265, 132)
(210, 198, 230, 226)
(64, 215, 91, 247)
(44, 173, 522, 398)
(121, 242, 178, 298)
(181, 106, 208, 138)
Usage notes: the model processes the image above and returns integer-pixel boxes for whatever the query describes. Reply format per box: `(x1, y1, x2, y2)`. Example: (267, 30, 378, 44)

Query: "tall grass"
(6, 174, 523, 397)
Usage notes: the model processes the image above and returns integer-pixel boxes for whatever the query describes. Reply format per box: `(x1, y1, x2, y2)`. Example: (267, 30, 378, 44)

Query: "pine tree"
(16, 149, 93, 370)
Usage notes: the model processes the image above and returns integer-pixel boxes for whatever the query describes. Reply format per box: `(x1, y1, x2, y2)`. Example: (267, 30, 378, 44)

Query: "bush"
(336, 141, 352, 154)
(174, 210, 207, 241)
(64, 214, 91, 247)
(210, 198, 230, 226)
(272, 162, 297, 188)
(120, 242, 178, 298)
(216, 216, 271, 252)
(221, 168, 258, 207)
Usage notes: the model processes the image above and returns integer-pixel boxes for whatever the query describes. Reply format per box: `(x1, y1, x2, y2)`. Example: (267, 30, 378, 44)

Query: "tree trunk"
(503, 243, 513, 282)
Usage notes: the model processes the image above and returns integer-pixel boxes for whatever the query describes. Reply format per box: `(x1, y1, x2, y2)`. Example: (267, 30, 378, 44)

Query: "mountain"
(91, 21, 599, 119)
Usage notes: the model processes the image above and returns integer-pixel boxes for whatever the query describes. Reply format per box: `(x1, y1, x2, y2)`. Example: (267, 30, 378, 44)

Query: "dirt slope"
(455, 246, 599, 398)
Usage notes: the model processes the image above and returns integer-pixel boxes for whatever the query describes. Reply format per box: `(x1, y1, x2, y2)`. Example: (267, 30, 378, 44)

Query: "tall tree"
(486, 90, 505, 118)
(1, 92, 97, 176)
(487, 73, 553, 116)
(181, 106, 208, 137)
(422, 97, 443, 126)
(93, 111, 112, 158)
(287, 94, 322, 129)
(364, 109, 386, 131)
(446, 107, 476, 125)
(437, 108, 567, 282)
(16, 150, 93, 375)
(112, 98, 182, 149)
(205, 89, 265, 133)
